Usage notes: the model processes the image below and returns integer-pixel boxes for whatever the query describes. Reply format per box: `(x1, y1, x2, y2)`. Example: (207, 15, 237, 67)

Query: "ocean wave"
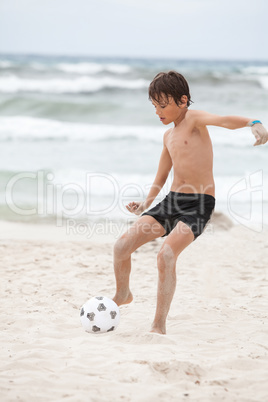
(0, 116, 163, 143)
(188, 72, 268, 89)
(1, 68, 268, 93)
(0, 75, 149, 94)
(258, 76, 268, 90)
(0, 61, 12, 68)
(0, 116, 259, 148)
(0, 59, 132, 75)
(240, 66, 268, 75)
(234, 73, 268, 90)
(0, 96, 123, 120)
(56, 62, 131, 74)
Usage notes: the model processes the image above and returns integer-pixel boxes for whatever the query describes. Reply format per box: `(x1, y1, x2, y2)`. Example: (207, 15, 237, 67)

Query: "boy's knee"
(113, 234, 132, 260)
(157, 244, 176, 270)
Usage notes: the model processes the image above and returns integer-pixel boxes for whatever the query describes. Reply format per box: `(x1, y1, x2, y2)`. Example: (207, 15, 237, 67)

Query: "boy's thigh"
(161, 221, 194, 258)
(122, 215, 166, 250)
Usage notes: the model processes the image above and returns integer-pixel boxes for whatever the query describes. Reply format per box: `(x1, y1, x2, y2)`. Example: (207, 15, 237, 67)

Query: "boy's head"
(149, 71, 192, 108)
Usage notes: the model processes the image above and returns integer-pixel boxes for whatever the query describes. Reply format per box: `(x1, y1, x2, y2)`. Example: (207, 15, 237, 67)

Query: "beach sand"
(0, 215, 268, 402)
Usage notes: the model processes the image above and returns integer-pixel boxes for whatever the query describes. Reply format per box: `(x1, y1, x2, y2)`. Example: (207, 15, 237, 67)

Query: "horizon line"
(0, 51, 268, 64)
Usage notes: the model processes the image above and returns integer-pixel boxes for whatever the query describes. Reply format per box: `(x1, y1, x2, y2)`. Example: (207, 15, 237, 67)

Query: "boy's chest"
(166, 128, 200, 159)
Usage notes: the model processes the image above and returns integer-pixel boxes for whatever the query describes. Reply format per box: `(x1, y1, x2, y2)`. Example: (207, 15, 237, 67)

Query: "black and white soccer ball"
(80, 296, 120, 334)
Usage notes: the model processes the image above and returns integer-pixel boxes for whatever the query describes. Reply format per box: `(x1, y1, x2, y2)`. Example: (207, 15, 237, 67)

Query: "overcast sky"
(0, 0, 267, 60)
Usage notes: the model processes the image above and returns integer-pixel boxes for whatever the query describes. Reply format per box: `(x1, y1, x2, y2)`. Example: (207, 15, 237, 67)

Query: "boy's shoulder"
(185, 109, 209, 128)
(185, 109, 205, 120)
(163, 127, 173, 141)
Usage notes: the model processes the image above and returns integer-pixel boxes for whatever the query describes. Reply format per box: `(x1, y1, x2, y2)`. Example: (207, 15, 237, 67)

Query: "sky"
(0, 0, 267, 60)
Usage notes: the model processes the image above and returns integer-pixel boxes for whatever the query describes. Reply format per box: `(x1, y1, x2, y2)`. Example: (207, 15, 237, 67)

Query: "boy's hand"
(251, 124, 268, 146)
(126, 201, 146, 215)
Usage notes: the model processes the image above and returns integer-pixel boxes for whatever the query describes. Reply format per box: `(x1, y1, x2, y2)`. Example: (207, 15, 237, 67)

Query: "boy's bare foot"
(150, 324, 166, 335)
(113, 290, 133, 306)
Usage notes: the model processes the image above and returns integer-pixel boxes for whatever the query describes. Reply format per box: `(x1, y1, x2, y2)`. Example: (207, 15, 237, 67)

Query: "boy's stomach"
(170, 172, 215, 197)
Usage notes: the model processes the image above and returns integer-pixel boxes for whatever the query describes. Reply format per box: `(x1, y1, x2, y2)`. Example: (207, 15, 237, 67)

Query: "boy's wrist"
(247, 120, 262, 127)
(143, 200, 151, 210)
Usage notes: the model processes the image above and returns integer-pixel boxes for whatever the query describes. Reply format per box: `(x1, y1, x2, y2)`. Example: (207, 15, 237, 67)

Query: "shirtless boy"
(113, 71, 268, 334)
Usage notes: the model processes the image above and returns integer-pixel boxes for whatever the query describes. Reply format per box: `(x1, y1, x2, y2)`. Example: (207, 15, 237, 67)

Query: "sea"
(0, 53, 267, 234)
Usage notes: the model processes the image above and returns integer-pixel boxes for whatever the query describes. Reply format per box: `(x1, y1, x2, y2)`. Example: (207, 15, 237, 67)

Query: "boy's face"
(152, 94, 187, 125)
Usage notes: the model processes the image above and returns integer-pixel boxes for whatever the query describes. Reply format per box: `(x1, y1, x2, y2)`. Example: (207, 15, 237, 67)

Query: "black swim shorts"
(142, 191, 215, 240)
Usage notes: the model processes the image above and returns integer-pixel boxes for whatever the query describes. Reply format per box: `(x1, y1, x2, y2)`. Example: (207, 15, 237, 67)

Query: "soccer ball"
(80, 296, 120, 334)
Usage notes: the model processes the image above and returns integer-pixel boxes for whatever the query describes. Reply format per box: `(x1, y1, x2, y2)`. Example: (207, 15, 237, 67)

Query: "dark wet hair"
(149, 71, 192, 107)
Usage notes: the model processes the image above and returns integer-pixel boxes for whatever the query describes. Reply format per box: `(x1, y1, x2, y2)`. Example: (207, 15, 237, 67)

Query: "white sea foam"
(209, 126, 254, 147)
(105, 64, 132, 74)
(232, 72, 268, 89)
(0, 75, 148, 94)
(0, 116, 163, 143)
(57, 62, 131, 74)
(57, 62, 104, 74)
(243, 74, 268, 90)
(1, 60, 131, 74)
(258, 76, 268, 90)
(241, 66, 268, 75)
(0, 116, 258, 147)
(0, 61, 12, 68)
(0, 116, 261, 148)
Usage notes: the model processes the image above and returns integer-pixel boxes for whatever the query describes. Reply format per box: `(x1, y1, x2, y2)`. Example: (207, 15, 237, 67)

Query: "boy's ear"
(180, 95, 188, 107)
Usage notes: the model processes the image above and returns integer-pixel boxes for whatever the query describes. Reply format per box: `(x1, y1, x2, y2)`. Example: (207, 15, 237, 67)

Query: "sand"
(0, 216, 268, 402)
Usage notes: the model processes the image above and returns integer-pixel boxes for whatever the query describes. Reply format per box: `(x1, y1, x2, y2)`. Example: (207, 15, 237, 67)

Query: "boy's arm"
(192, 111, 268, 146)
(126, 131, 172, 215)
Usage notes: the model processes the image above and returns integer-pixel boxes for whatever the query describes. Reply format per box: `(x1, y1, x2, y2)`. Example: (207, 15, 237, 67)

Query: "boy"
(113, 71, 268, 334)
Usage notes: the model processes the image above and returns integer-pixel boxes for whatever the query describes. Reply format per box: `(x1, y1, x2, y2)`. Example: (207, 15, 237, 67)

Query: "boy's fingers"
(252, 125, 268, 146)
(126, 203, 139, 213)
(254, 137, 260, 146)
(253, 131, 260, 146)
(256, 129, 267, 144)
(262, 134, 268, 144)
